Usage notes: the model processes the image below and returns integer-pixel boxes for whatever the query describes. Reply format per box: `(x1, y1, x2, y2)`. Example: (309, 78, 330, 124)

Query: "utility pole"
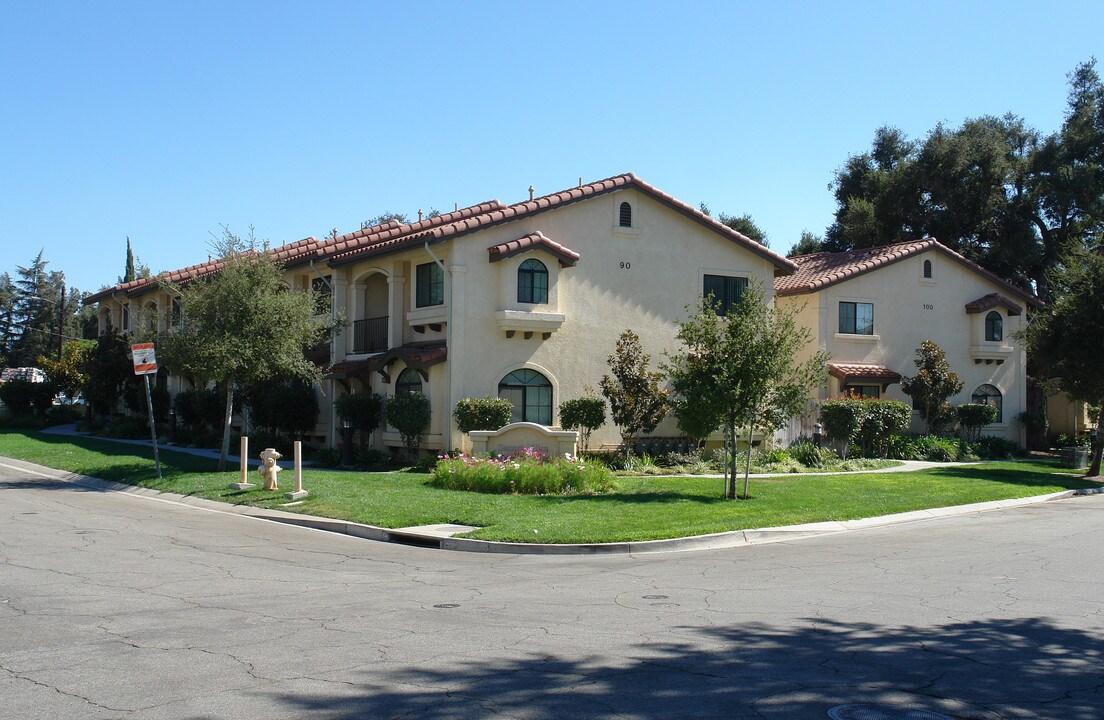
(57, 282, 65, 358)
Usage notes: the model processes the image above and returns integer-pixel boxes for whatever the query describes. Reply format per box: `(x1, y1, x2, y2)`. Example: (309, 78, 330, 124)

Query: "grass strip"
(1, 429, 1096, 544)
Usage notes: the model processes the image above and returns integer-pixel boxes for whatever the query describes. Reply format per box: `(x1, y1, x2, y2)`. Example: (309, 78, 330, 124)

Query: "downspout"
(309, 259, 338, 449)
(424, 241, 453, 450)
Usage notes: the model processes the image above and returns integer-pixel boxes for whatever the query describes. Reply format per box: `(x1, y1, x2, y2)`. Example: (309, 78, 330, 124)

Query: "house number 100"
(923, 304, 934, 310)
(620, 261, 631, 269)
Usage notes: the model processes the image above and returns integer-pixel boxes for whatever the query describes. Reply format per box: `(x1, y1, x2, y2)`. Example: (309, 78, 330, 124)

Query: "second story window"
(517, 259, 548, 304)
(312, 275, 332, 315)
(416, 262, 443, 308)
(703, 275, 748, 316)
(839, 301, 874, 335)
(923, 259, 933, 278)
(121, 304, 130, 331)
(985, 311, 1003, 341)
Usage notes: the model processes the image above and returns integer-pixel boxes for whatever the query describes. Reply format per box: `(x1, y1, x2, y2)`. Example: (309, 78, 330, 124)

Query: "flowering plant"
(430, 447, 615, 495)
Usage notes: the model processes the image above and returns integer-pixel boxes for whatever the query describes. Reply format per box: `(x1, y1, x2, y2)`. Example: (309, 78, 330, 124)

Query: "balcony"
(351, 316, 387, 354)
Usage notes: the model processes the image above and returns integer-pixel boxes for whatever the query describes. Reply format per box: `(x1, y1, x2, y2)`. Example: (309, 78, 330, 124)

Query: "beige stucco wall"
(335, 189, 783, 451)
(778, 249, 1028, 443)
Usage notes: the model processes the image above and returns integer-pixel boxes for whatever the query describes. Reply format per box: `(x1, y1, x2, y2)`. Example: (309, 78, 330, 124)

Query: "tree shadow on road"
(264, 616, 1103, 719)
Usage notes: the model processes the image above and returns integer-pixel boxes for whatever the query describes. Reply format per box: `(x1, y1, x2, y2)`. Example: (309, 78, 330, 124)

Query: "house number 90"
(923, 304, 934, 310)
(620, 262, 631, 269)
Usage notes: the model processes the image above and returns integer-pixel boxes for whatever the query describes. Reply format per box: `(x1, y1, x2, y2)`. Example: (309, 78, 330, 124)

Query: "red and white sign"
(131, 343, 158, 375)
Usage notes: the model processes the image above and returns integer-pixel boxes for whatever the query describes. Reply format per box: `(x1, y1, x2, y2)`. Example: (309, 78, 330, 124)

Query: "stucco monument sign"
(469, 422, 578, 457)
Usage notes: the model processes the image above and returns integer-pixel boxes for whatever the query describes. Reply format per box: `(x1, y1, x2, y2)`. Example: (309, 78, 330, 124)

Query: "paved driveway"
(2, 457, 1102, 719)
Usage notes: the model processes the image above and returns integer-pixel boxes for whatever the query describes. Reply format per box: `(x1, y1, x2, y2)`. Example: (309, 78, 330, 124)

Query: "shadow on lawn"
(923, 461, 1099, 490)
(262, 616, 1103, 720)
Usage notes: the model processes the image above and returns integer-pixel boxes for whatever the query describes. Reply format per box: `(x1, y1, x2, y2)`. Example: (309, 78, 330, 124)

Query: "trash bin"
(1060, 446, 1089, 469)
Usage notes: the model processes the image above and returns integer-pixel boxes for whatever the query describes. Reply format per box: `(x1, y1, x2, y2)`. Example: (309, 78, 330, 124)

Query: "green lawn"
(1, 429, 1096, 544)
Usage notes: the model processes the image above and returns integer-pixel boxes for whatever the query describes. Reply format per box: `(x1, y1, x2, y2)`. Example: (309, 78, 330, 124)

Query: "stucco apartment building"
(774, 239, 1044, 444)
(85, 173, 797, 452)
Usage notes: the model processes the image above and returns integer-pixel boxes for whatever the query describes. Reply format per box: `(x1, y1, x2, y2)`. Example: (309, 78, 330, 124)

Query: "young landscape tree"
(600, 330, 669, 454)
(665, 282, 829, 499)
(900, 340, 964, 433)
(1021, 247, 1104, 477)
(158, 228, 333, 471)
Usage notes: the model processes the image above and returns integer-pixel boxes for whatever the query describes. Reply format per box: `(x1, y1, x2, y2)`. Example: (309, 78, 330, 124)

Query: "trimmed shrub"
(956, 403, 999, 442)
(970, 436, 1024, 460)
(432, 447, 616, 495)
(856, 400, 913, 457)
(559, 396, 607, 451)
(174, 388, 223, 431)
(335, 391, 385, 447)
(387, 393, 431, 456)
(789, 441, 837, 469)
(453, 396, 513, 433)
(819, 398, 866, 458)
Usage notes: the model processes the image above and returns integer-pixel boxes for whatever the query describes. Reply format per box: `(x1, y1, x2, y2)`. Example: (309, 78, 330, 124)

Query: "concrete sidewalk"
(3, 447, 1100, 556)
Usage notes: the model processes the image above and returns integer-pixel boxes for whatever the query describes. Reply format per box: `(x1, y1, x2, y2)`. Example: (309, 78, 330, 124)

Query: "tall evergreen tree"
(124, 237, 136, 283)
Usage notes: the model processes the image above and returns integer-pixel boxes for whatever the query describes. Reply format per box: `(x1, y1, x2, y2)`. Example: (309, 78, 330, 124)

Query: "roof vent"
(418, 209, 423, 221)
(529, 185, 534, 201)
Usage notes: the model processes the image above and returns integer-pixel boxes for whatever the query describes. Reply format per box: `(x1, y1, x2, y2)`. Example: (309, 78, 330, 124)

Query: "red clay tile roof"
(964, 293, 1023, 316)
(82, 237, 327, 305)
(327, 173, 798, 274)
(774, 238, 1043, 308)
(326, 342, 447, 380)
(827, 363, 902, 383)
(85, 173, 797, 307)
(487, 231, 580, 266)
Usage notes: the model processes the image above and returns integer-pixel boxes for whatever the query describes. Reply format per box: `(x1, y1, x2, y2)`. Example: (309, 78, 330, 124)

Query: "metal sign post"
(131, 343, 162, 479)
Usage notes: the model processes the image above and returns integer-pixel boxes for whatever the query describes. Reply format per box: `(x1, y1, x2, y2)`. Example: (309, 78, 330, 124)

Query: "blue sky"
(1, 1, 1101, 294)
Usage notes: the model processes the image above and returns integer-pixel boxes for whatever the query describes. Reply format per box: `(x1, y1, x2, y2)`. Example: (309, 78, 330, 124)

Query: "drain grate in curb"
(827, 704, 954, 720)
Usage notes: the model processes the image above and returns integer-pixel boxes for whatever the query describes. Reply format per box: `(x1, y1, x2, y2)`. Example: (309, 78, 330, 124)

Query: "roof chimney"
(529, 185, 534, 201)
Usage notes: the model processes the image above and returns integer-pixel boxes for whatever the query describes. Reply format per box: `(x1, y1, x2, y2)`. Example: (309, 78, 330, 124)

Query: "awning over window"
(964, 293, 1023, 316)
(327, 342, 447, 383)
(827, 362, 902, 386)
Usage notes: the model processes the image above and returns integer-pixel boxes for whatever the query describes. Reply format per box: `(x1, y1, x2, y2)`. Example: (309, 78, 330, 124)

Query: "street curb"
(2, 455, 1102, 555)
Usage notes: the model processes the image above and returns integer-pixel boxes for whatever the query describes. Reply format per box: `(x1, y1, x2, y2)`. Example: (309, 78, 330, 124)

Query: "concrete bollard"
(284, 441, 308, 500)
(230, 435, 256, 490)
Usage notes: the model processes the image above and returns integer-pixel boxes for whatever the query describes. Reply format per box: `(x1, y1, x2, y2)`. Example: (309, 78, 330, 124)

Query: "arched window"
(498, 369, 552, 425)
(971, 384, 1002, 423)
(143, 302, 158, 333)
(619, 201, 632, 228)
(396, 368, 423, 397)
(985, 311, 1003, 342)
(121, 304, 130, 331)
(517, 259, 548, 304)
(923, 259, 932, 278)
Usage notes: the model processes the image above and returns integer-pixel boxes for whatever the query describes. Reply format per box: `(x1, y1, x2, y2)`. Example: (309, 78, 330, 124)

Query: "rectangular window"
(703, 275, 748, 316)
(311, 276, 332, 315)
(839, 301, 874, 335)
(845, 385, 881, 399)
(416, 262, 443, 308)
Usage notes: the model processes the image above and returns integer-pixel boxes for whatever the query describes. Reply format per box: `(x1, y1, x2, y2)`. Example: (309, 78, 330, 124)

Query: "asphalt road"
(2, 456, 1102, 720)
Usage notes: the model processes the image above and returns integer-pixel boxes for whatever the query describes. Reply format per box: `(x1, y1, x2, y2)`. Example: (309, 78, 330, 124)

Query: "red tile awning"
(964, 293, 1023, 316)
(827, 363, 902, 385)
(327, 342, 447, 382)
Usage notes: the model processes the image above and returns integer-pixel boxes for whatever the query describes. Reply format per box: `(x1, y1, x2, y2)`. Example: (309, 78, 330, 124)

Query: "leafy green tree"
(386, 393, 431, 457)
(900, 340, 964, 433)
(698, 203, 769, 246)
(559, 394, 607, 451)
(9, 250, 70, 366)
(158, 228, 332, 471)
(335, 390, 385, 448)
(1021, 247, 1104, 477)
(37, 340, 95, 400)
(956, 403, 999, 442)
(82, 326, 132, 417)
(600, 330, 669, 454)
(788, 230, 825, 257)
(826, 59, 1104, 303)
(665, 283, 829, 499)
(453, 396, 513, 434)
